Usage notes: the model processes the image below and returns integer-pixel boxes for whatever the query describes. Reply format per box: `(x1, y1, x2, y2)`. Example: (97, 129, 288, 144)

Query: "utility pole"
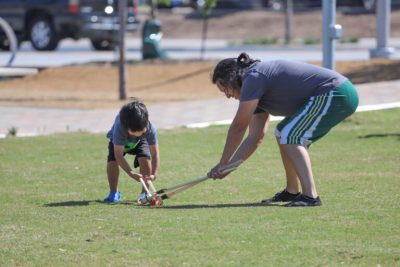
(322, 0, 342, 70)
(370, 0, 395, 58)
(149, 0, 156, 19)
(285, 0, 293, 44)
(118, 0, 127, 100)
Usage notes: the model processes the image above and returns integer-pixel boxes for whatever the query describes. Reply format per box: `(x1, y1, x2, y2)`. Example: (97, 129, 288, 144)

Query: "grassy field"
(0, 109, 399, 266)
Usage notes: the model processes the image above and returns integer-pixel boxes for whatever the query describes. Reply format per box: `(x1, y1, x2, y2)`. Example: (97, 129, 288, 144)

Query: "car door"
(0, 0, 25, 32)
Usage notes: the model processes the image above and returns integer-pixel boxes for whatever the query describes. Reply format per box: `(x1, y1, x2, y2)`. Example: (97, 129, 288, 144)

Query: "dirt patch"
(0, 59, 399, 109)
(0, 61, 218, 109)
(137, 8, 400, 40)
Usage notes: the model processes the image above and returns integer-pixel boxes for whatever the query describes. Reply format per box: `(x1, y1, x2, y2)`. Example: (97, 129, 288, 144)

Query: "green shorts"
(275, 80, 359, 147)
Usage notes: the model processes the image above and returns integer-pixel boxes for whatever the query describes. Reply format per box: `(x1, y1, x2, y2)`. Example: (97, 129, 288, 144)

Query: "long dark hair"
(211, 52, 259, 90)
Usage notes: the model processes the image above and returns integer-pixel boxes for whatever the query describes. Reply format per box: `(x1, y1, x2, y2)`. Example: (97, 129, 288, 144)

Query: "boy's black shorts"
(107, 139, 151, 168)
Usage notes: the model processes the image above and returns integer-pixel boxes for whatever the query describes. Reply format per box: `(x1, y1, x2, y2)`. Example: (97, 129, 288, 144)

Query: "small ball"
(155, 198, 163, 206)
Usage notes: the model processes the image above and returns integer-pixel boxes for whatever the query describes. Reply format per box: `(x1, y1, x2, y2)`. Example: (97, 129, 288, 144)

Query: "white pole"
(370, 0, 395, 58)
(322, 0, 342, 70)
(0, 17, 18, 67)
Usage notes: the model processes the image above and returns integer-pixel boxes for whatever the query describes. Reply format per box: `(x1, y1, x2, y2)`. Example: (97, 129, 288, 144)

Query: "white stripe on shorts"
(279, 96, 316, 145)
(303, 90, 334, 141)
(278, 91, 333, 146)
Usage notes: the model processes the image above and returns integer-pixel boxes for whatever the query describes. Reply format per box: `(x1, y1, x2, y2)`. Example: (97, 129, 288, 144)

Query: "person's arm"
(149, 144, 160, 180)
(208, 99, 259, 178)
(113, 144, 142, 182)
(230, 112, 270, 163)
(219, 99, 259, 164)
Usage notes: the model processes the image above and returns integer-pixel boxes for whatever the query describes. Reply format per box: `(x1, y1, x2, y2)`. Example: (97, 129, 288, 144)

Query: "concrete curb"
(0, 67, 38, 77)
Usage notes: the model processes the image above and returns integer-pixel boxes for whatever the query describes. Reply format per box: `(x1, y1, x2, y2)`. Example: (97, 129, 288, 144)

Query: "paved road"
(1, 37, 400, 68)
(1, 80, 400, 138)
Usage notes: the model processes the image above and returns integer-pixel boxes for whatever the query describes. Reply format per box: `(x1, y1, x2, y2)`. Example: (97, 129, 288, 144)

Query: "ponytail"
(237, 52, 259, 68)
(211, 52, 259, 90)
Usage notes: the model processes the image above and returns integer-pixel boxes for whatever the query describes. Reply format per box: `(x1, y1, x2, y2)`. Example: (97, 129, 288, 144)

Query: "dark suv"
(0, 0, 140, 51)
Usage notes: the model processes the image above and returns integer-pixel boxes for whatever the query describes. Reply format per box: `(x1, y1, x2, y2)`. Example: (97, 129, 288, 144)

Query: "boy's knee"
(134, 156, 150, 168)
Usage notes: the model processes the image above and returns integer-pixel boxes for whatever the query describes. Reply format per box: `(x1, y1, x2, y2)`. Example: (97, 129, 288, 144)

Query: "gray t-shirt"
(106, 115, 158, 150)
(240, 60, 348, 116)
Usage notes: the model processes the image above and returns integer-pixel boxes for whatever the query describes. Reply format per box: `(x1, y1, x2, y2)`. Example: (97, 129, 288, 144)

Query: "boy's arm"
(113, 144, 142, 182)
(149, 144, 160, 179)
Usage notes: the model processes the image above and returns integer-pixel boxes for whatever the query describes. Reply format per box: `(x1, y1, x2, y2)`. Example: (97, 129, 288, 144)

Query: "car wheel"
(91, 39, 115, 51)
(29, 15, 58, 51)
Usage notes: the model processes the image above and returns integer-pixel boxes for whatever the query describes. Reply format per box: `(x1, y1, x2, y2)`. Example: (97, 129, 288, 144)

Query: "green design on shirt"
(124, 141, 139, 152)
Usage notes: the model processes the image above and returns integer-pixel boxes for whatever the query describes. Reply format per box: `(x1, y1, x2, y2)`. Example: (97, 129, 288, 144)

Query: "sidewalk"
(1, 80, 400, 138)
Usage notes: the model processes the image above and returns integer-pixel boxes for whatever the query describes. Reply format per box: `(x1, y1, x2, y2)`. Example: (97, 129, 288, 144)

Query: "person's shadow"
(154, 202, 282, 209)
(43, 200, 101, 207)
(43, 200, 282, 208)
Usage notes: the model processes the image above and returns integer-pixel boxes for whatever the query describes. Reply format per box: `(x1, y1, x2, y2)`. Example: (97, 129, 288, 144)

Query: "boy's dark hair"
(211, 52, 259, 90)
(119, 98, 149, 132)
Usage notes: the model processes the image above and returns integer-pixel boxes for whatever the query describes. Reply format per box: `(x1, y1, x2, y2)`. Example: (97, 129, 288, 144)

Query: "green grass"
(1, 109, 400, 266)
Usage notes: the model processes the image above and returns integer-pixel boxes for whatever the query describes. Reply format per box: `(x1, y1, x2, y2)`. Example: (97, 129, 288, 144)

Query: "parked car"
(266, 0, 400, 11)
(157, 0, 197, 9)
(195, 0, 267, 9)
(0, 0, 140, 51)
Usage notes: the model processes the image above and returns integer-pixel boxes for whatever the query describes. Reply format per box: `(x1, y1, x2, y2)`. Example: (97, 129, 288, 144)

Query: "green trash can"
(142, 19, 166, 60)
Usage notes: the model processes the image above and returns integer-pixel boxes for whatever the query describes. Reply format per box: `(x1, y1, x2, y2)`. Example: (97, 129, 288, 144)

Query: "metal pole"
(285, 0, 293, 44)
(149, 0, 157, 19)
(370, 0, 395, 58)
(322, 0, 341, 70)
(118, 0, 127, 100)
(0, 17, 18, 67)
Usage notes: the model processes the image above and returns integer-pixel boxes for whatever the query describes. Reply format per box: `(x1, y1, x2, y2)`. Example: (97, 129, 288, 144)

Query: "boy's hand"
(144, 174, 156, 182)
(129, 171, 143, 182)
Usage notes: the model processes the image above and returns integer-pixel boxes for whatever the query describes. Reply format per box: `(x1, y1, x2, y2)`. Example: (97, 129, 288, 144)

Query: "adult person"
(207, 52, 358, 207)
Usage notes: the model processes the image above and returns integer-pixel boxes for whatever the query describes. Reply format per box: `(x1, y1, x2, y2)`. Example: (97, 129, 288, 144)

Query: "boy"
(104, 98, 160, 204)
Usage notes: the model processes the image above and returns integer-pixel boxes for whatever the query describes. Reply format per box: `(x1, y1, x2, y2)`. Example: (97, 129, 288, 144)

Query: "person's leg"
(107, 161, 119, 192)
(273, 94, 328, 204)
(106, 141, 120, 192)
(137, 156, 151, 193)
(132, 138, 152, 195)
(276, 137, 301, 194)
(281, 144, 317, 198)
(138, 157, 151, 176)
(104, 141, 122, 202)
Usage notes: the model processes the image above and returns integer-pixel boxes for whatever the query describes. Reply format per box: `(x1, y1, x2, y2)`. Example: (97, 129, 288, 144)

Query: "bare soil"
(0, 9, 399, 109)
(144, 8, 400, 40)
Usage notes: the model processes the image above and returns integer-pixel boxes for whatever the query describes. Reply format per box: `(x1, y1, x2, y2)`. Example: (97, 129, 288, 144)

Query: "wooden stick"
(157, 159, 244, 199)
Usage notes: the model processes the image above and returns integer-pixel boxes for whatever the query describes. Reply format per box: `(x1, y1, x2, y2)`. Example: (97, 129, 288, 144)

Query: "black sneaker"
(284, 194, 322, 207)
(261, 189, 301, 203)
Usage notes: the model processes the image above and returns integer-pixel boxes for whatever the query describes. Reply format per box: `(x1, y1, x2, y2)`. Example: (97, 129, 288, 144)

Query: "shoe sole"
(284, 202, 321, 207)
(104, 198, 122, 204)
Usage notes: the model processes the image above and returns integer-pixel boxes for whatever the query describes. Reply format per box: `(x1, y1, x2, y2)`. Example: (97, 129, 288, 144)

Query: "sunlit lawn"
(0, 109, 399, 266)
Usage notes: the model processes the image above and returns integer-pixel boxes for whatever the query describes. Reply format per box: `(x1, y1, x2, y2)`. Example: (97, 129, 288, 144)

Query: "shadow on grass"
(43, 201, 283, 208)
(155, 202, 283, 209)
(43, 200, 103, 207)
(358, 133, 400, 139)
(43, 200, 137, 207)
